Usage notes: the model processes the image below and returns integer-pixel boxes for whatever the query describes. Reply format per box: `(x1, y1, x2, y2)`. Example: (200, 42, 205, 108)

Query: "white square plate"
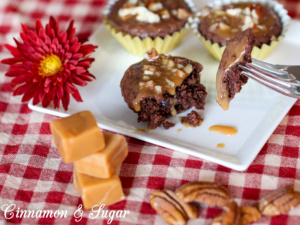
(29, 20, 300, 171)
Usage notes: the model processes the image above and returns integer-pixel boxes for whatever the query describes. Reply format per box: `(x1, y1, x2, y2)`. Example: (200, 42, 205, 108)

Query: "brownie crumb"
(181, 110, 203, 127)
(163, 121, 175, 130)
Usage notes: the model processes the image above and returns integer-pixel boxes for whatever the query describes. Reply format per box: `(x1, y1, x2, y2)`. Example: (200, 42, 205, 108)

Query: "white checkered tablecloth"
(0, 0, 300, 224)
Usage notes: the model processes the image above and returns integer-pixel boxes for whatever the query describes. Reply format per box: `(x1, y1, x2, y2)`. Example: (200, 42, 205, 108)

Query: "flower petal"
(42, 95, 52, 108)
(35, 20, 43, 33)
(53, 95, 60, 109)
(22, 86, 37, 102)
(71, 88, 83, 102)
(69, 42, 81, 54)
(66, 20, 75, 40)
(72, 76, 87, 86)
(3, 44, 19, 56)
(74, 66, 86, 74)
(13, 85, 27, 96)
(62, 91, 70, 110)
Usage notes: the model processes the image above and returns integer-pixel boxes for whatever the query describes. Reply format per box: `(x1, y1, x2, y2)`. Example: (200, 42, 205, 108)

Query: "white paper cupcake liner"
(191, 0, 290, 61)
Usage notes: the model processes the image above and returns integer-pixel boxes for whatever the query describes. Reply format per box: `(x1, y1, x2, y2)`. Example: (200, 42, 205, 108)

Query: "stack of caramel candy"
(150, 181, 300, 225)
(50, 111, 128, 209)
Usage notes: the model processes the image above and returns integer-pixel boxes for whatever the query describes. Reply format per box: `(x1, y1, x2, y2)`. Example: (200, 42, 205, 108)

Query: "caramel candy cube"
(74, 169, 125, 209)
(74, 133, 128, 178)
(50, 111, 105, 163)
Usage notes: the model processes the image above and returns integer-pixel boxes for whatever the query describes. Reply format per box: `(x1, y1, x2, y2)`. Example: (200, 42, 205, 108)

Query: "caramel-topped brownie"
(106, 0, 192, 39)
(216, 29, 255, 111)
(198, 2, 282, 47)
(120, 48, 207, 129)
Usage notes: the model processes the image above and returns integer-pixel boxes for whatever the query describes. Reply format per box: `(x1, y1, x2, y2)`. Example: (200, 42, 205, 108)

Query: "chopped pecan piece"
(240, 206, 261, 225)
(175, 69, 186, 79)
(211, 200, 241, 225)
(219, 22, 231, 31)
(144, 48, 160, 61)
(143, 64, 157, 73)
(175, 181, 230, 207)
(150, 189, 198, 225)
(160, 9, 170, 19)
(252, 3, 267, 19)
(183, 64, 193, 74)
(176, 8, 192, 20)
(145, 80, 155, 89)
(148, 2, 163, 12)
(258, 186, 300, 216)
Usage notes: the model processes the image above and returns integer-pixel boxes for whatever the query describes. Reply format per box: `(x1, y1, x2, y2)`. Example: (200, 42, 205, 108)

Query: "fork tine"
(241, 71, 300, 99)
(240, 64, 292, 88)
(252, 58, 277, 67)
(252, 58, 291, 70)
(251, 58, 290, 77)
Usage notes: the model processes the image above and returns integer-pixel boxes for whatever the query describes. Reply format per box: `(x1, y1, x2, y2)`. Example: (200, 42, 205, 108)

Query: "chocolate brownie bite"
(106, 0, 192, 39)
(216, 29, 255, 111)
(121, 48, 207, 129)
(198, 2, 282, 47)
(104, 0, 194, 55)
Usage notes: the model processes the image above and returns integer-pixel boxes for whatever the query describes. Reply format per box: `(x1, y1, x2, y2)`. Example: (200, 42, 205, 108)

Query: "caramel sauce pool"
(136, 127, 151, 132)
(217, 143, 225, 149)
(209, 125, 238, 136)
(136, 129, 145, 132)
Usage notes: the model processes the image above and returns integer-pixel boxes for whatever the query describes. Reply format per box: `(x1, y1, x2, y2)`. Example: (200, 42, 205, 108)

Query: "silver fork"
(239, 58, 300, 99)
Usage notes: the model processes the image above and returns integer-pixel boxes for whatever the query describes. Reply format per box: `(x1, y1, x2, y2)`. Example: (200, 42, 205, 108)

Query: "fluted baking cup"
(192, 0, 290, 61)
(104, 0, 195, 56)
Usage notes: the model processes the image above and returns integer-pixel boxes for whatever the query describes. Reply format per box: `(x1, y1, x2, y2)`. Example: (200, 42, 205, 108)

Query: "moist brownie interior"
(216, 29, 255, 111)
(121, 48, 207, 129)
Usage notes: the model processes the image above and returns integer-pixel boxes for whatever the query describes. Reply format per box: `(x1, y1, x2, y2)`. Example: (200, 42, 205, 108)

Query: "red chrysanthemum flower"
(1, 16, 97, 110)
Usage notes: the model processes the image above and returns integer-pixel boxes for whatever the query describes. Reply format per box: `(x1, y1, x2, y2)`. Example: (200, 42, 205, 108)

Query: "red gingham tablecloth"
(0, 0, 300, 224)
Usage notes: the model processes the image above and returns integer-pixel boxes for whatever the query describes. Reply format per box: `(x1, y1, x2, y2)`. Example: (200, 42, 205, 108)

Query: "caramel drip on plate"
(136, 127, 151, 132)
(217, 143, 225, 149)
(136, 129, 145, 132)
(215, 37, 247, 111)
(209, 125, 238, 136)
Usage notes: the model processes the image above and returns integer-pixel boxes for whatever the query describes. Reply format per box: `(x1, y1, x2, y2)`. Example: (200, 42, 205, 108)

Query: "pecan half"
(150, 189, 198, 225)
(175, 181, 231, 207)
(211, 200, 240, 225)
(240, 206, 261, 225)
(258, 186, 300, 216)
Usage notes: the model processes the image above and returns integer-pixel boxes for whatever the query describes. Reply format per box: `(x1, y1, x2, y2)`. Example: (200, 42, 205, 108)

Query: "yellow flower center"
(38, 54, 62, 76)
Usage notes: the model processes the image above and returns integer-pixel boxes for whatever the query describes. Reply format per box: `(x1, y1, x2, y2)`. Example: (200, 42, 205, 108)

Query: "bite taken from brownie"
(120, 48, 207, 129)
(216, 29, 255, 111)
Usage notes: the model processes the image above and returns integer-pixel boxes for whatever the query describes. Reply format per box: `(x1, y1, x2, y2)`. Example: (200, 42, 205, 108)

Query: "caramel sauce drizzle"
(132, 52, 193, 112)
(209, 125, 238, 136)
